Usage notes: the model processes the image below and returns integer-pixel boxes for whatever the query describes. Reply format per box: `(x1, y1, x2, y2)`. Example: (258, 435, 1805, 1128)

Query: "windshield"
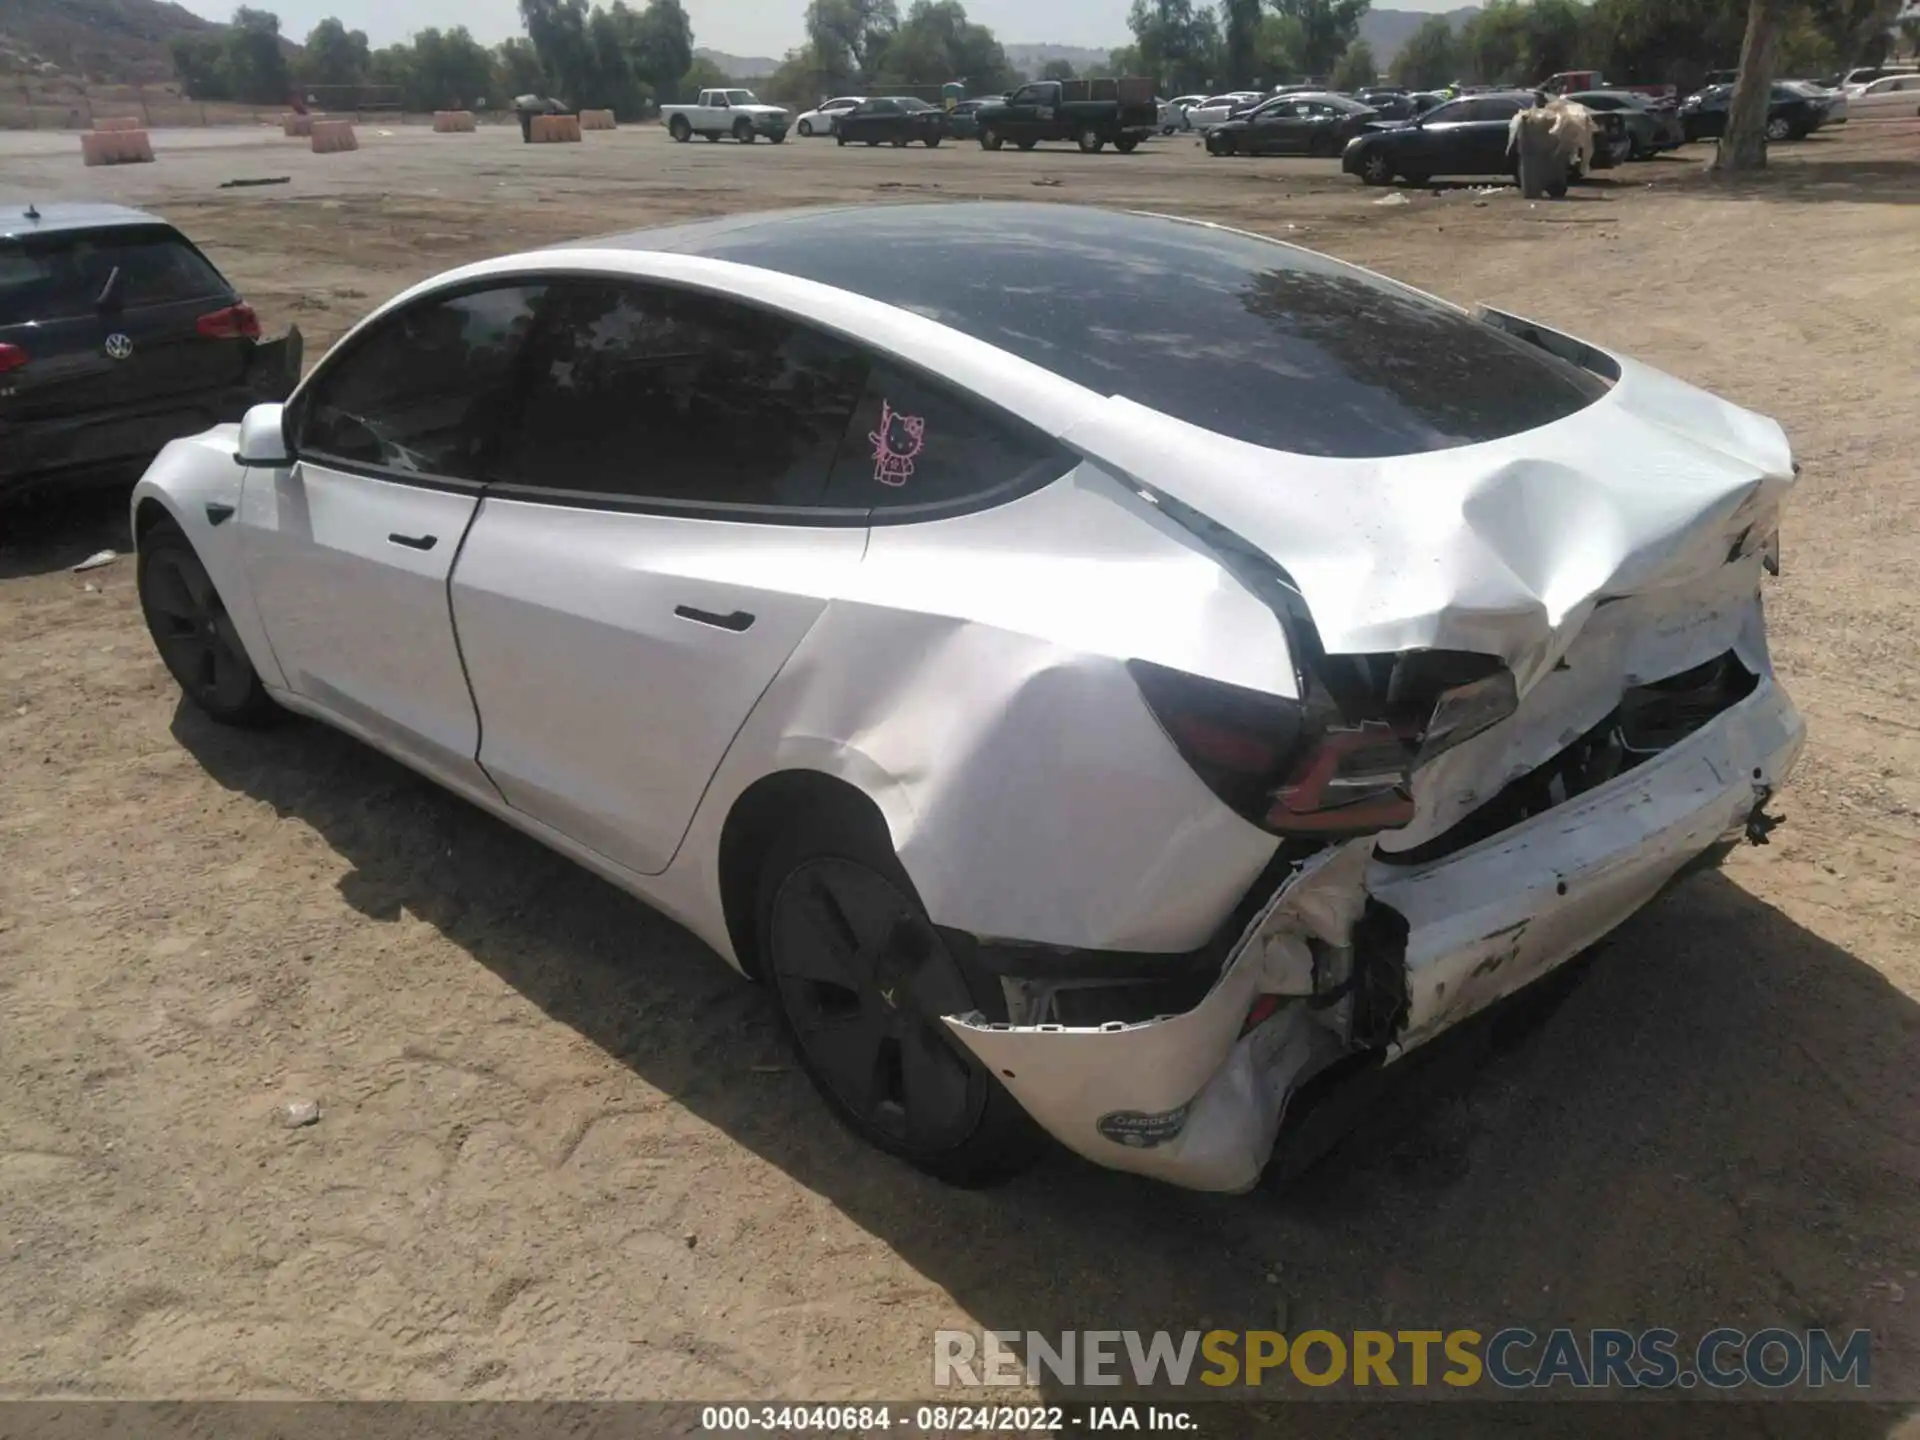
(0, 225, 227, 326)
(666, 203, 1610, 460)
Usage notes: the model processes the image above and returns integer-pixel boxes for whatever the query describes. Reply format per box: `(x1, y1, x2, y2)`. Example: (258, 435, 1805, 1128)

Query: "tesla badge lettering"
(105, 333, 134, 360)
(869, 400, 925, 487)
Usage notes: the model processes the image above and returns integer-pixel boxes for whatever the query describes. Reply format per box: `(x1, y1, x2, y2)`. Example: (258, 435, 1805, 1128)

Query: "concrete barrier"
(81, 129, 156, 165)
(579, 109, 617, 131)
(282, 113, 314, 137)
(311, 119, 359, 154)
(93, 116, 143, 132)
(432, 110, 477, 132)
(530, 114, 583, 143)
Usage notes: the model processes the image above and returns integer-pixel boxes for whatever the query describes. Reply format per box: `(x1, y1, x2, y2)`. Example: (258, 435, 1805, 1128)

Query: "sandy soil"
(2, 118, 1918, 1415)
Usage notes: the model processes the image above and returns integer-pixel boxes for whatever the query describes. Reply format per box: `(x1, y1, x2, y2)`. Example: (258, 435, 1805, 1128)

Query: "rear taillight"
(196, 303, 260, 340)
(0, 342, 27, 375)
(1128, 651, 1519, 841)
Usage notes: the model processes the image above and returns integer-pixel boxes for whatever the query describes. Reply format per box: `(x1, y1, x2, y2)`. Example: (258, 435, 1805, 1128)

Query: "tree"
(806, 0, 900, 87)
(492, 38, 549, 99)
(1457, 0, 1526, 82)
(1716, 0, 1787, 169)
(1127, 0, 1221, 91)
(170, 34, 231, 99)
(875, 0, 1016, 91)
(1519, 0, 1590, 78)
(627, 0, 694, 93)
(302, 18, 370, 88)
(1222, 0, 1264, 84)
(1331, 36, 1376, 87)
(225, 6, 291, 104)
(1257, 11, 1306, 77)
(1901, 14, 1920, 56)
(1391, 13, 1456, 86)
(677, 55, 730, 96)
(1041, 58, 1077, 79)
(519, 0, 597, 101)
(1267, 0, 1370, 77)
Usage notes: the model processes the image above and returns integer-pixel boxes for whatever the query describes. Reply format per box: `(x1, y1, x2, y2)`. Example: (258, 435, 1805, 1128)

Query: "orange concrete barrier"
(310, 119, 359, 154)
(81, 129, 156, 166)
(529, 114, 583, 143)
(93, 116, 143, 132)
(579, 109, 617, 131)
(432, 110, 477, 132)
(282, 113, 314, 137)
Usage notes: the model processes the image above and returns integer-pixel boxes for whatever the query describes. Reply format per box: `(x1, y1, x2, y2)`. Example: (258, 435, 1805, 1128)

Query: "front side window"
(822, 359, 1070, 515)
(296, 282, 545, 480)
(493, 281, 867, 509)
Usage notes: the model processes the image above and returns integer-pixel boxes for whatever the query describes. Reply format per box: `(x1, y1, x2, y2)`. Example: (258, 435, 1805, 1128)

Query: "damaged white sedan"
(131, 203, 1803, 1192)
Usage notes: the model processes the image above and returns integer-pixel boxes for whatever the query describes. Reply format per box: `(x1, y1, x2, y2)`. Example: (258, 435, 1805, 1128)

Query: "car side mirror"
(236, 402, 291, 467)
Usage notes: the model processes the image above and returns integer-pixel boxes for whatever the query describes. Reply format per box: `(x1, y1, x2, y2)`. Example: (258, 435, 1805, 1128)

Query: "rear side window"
(296, 282, 546, 481)
(493, 281, 868, 508)
(823, 360, 1070, 515)
(0, 226, 227, 326)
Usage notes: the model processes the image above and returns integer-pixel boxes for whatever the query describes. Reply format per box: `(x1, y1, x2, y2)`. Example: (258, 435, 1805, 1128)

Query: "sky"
(176, 0, 1466, 58)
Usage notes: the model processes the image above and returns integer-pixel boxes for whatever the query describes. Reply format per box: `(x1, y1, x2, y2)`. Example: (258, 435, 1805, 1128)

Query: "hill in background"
(0, 0, 223, 83)
(1359, 6, 1481, 64)
(694, 48, 778, 80)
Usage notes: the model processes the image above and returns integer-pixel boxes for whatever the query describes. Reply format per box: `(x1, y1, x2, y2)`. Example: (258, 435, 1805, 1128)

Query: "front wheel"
(891, 135, 909, 147)
(1207, 134, 1236, 156)
(757, 810, 1042, 1186)
(768, 131, 786, 144)
(1359, 150, 1394, 185)
(924, 134, 942, 148)
(138, 521, 279, 728)
(1765, 116, 1792, 141)
(837, 132, 848, 147)
(798, 120, 814, 137)
(980, 126, 1003, 151)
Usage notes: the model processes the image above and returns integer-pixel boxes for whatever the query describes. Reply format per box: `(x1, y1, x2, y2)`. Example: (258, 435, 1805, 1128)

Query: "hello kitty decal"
(869, 400, 926, 487)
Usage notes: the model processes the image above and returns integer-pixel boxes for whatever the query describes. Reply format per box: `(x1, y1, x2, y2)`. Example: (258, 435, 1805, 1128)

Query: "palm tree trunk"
(1714, 0, 1786, 172)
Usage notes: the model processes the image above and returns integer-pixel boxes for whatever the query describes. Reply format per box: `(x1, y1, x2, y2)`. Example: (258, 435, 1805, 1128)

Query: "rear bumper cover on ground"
(944, 677, 1805, 1193)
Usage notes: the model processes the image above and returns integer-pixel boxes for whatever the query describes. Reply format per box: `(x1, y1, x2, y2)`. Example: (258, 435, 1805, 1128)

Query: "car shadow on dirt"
(0, 485, 135, 580)
(172, 705, 1920, 1429)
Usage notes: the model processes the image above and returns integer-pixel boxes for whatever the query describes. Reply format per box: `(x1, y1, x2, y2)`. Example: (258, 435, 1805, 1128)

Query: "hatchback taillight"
(0, 342, 27, 375)
(196, 303, 260, 340)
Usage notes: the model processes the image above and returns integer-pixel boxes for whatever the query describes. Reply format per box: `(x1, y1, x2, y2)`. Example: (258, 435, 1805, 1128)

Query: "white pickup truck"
(660, 89, 791, 144)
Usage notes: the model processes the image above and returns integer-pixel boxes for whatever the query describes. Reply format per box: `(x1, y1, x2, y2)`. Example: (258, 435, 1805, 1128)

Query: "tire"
(1207, 133, 1233, 156)
(1626, 133, 1645, 160)
(837, 132, 848, 147)
(756, 809, 1042, 1186)
(891, 135, 909, 147)
(1114, 135, 1138, 153)
(1359, 150, 1394, 185)
(798, 120, 814, 137)
(669, 115, 691, 143)
(924, 134, 942, 148)
(980, 126, 1003, 151)
(1077, 127, 1105, 153)
(768, 131, 786, 145)
(137, 520, 279, 728)
(1399, 170, 1430, 187)
(1309, 132, 1336, 158)
(1765, 115, 1791, 141)
(1016, 137, 1037, 151)
(734, 120, 755, 143)
(704, 132, 720, 142)
(866, 139, 879, 147)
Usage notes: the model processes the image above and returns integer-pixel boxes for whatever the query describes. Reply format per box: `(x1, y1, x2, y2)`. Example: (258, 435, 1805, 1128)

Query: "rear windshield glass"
(0, 226, 228, 326)
(665, 204, 1609, 459)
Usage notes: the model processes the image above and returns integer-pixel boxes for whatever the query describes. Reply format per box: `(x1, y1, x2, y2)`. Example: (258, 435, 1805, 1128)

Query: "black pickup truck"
(975, 77, 1159, 153)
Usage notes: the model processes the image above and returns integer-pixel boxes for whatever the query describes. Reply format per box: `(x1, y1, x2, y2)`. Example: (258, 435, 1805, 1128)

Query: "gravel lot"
(2, 117, 1918, 1417)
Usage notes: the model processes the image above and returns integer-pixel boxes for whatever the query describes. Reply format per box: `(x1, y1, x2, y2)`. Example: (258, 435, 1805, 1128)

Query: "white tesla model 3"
(131, 203, 1804, 1192)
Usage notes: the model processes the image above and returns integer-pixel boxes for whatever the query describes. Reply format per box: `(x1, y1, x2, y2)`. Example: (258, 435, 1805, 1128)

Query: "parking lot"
(2, 117, 1918, 1409)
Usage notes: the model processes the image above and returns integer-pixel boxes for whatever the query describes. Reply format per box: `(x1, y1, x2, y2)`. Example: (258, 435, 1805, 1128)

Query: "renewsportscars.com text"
(934, 1327, 1872, 1391)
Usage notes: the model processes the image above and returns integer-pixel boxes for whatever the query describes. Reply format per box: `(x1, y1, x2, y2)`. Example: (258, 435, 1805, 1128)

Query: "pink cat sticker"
(869, 400, 926, 487)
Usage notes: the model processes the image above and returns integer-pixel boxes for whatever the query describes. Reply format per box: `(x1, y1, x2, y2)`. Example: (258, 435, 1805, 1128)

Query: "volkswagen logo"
(104, 333, 134, 360)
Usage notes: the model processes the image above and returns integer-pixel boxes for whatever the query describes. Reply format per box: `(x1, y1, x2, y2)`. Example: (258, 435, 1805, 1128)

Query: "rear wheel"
(137, 521, 279, 728)
(757, 810, 1041, 1186)
(1016, 137, 1037, 151)
(924, 134, 942, 148)
(799, 119, 814, 137)
(669, 115, 692, 142)
(1114, 135, 1139, 153)
(1077, 127, 1105, 153)
(1765, 115, 1792, 141)
(1360, 150, 1394, 185)
(891, 134, 909, 147)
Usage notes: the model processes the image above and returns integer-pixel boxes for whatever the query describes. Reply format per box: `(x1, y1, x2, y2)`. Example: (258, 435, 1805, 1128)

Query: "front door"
(238, 280, 548, 793)
(449, 279, 873, 876)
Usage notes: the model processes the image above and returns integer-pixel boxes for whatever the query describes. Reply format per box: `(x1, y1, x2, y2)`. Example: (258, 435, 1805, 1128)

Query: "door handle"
(674, 605, 755, 633)
(388, 532, 438, 551)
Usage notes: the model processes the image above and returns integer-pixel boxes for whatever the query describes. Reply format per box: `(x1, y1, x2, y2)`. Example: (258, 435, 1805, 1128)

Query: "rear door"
(449, 279, 871, 876)
(1246, 100, 1299, 153)
(239, 280, 547, 793)
(1, 224, 246, 428)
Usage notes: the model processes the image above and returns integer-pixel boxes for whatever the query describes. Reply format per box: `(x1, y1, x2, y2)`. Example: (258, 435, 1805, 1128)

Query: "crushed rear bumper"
(945, 676, 1804, 1192)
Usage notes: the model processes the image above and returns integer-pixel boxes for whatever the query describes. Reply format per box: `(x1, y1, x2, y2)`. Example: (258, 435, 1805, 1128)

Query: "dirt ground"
(2, 117, 1919, 1417)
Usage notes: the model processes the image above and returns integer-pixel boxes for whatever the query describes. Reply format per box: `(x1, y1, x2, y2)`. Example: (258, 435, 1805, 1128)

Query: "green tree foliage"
(169, 34, 231, 99)
(1330, 36, 1377, 87)
(1222, 0, 1264, 84)
(1390, 12, 1457, 85)
(1127, 0, 1222, 91)
(806, 0, 901, 87)
(876, 0, 1017, 91)
(300, 17, 370, 88)
(1268, 0, 1370, 77)
(1041, 58, 1077, 79)
(225, 6, 291, 104)
(492, 37, 549, 98)
(1257, 11, 1307, 77)
(515, 0, 696, 111)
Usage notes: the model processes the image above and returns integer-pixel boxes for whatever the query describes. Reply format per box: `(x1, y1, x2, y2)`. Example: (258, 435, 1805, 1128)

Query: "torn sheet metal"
(944, 845, 1373, 1193)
